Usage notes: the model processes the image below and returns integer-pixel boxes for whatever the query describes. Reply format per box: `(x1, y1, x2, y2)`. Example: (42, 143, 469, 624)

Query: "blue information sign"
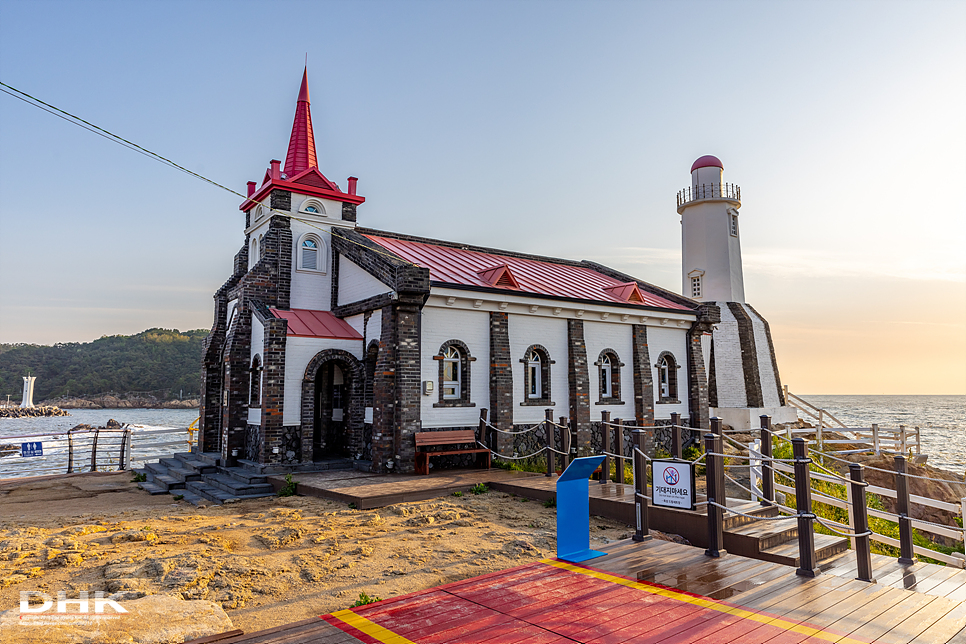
(21, 442, 43, 458)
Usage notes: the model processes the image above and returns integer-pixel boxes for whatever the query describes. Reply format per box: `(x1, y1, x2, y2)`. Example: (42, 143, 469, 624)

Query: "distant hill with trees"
(0, 328, 208, 402)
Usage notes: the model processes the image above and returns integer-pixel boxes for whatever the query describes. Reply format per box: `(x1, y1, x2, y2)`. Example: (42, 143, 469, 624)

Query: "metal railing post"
(849, 463, 874, 582)
(545, 409, 554, 477)
(67, 430, 75, 474)
(632, 428, 649, 542)
(559, 416, 571, 470)
(873, 424, 880, 455)
(760, 415, 774, 506)
(118, 428, 129, 471)
(616, 419, 625, 484)
(704, 427, 724, 557)
(670, 412, 682, 459)
(90, 429, 100, 472)
(601, 411, 611, 484)
(792, 437, 819, 577)
(895, 455, 915, 564)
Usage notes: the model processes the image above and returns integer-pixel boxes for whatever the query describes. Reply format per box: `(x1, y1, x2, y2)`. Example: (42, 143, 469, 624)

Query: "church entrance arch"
(300, 349, 364, 462)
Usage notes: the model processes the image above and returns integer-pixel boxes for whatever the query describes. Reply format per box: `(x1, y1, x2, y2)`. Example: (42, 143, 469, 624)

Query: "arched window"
(297, 233, 327, 273)
(595, 349, 623, 403)
(442, 347, 460, 399)
(434, 340, 475, 407)
(600, 354, 612, 398)
(656, 352, 680, 403)
(250, 238, 258, 268)
(298, 198, 326, 216)
(249, 355, 262, 408)
(520, 345, 552, 405)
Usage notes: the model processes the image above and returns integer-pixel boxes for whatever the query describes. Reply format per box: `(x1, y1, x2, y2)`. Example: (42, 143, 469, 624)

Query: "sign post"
(556, 455, 607, 563)
(651, 460, 696, 511)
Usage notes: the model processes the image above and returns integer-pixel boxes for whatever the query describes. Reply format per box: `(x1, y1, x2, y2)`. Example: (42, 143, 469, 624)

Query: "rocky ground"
(0, 472, 643, 639)
(39, 396, 200, 409)
(0, 405, 70, 418)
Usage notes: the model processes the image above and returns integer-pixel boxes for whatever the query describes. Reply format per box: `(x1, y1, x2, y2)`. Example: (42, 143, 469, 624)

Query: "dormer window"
(297, 233, 327, 273)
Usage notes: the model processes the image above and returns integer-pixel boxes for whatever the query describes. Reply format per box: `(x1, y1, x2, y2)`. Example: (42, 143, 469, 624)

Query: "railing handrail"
(676, 182, 741, 209)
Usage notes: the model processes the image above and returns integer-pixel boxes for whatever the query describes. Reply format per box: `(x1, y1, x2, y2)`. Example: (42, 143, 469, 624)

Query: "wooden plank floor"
(822, 550, 966, 600)
(204, 539, 966, 644)
(273, 468, 546, 509)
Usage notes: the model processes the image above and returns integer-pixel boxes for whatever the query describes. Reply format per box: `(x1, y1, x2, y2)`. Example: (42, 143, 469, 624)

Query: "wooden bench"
(414, 430, 491, 475)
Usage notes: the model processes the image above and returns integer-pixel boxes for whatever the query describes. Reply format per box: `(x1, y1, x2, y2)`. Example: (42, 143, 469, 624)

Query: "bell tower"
(678, 155, 744, 303)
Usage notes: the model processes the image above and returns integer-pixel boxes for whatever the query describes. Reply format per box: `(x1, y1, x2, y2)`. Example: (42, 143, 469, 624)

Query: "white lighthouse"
(678, 156, 797, 429)
(678, 155, 744, 303)
(21, 376, 36, 408)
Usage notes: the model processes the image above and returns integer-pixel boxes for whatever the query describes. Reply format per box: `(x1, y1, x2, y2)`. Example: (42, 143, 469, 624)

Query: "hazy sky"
(0, 0, 963, 395)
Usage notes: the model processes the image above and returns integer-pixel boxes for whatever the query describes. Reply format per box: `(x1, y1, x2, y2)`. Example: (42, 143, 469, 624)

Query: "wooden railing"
(0, 425, 198, 480)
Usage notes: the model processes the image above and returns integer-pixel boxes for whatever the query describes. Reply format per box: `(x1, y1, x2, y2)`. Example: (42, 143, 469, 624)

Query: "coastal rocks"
(0, 405, 70, 419)
(0, 594, 234, 644)
(39, 395, 200, 410)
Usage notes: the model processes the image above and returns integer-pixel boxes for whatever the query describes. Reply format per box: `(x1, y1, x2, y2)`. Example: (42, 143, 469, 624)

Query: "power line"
(0, 80, 416, 267)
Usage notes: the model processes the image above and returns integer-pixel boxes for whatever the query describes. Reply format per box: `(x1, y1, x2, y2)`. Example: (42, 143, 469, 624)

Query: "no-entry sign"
(651, 460, 695, 510)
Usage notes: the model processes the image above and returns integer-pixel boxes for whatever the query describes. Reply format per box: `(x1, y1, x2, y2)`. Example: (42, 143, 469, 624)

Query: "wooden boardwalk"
(271, 468, 545, 509)
(194, 539, 966, 644)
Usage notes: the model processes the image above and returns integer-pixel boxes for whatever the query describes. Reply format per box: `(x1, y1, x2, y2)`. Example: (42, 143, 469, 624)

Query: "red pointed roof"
(283, 68, 318, 177)
(269, 308, 362, 340)
(603, 282, 646, 303)
(477, 264, 520, 289)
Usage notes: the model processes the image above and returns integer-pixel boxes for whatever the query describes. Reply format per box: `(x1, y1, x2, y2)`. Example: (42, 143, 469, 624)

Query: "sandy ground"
(0, 472, 639, 635)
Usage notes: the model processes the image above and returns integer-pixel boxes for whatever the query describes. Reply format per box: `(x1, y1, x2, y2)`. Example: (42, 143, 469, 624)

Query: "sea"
(0, 396, 963, 473)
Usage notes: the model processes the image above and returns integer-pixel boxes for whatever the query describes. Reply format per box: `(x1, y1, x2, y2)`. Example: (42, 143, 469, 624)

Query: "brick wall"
(488, 312, 513, 454)
(726, 302, 763, 408)
(566, 319, 591, 456)
(631, 324, 655, 427)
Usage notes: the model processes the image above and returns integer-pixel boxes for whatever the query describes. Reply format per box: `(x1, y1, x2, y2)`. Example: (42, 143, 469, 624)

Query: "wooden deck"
(194, 539, 966, 644)
(270, 468, 546, 509)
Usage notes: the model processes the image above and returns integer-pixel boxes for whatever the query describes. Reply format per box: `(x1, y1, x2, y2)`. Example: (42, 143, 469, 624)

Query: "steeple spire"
(283, 67, 317, 176)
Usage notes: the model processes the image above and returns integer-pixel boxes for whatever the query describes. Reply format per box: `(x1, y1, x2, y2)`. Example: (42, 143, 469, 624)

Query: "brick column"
(567, 320, 591, 456)
(631, 324, 655, 427)
(372, 306, 396, 472)
(260, 317, 288, 463)
(488, 312, 513, 455)
(687, 326, 711, 430)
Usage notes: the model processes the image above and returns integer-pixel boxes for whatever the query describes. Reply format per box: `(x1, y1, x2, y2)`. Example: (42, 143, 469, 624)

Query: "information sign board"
(651, 460, 695, 510)
(21, 442, 43, 458)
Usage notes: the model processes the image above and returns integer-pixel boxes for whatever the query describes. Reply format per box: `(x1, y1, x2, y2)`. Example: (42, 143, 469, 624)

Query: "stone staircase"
(134, 451, 356, 506)
(722, 501, 850, 567)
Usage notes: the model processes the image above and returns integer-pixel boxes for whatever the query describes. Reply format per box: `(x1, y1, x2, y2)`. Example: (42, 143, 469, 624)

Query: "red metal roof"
(269, 308, 363, 340)
(284, 67, 318, 177)
(366, 236, 690, 311)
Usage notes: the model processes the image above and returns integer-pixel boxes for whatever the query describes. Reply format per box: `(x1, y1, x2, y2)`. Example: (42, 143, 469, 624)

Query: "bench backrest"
(414, 430, 478, 447)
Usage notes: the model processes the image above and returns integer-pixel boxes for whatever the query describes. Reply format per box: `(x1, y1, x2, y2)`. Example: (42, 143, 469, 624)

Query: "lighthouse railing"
(676, 182, 741, 208)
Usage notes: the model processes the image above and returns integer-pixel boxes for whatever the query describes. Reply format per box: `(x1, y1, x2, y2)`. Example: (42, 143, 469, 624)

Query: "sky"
(0, 0, 964, 395)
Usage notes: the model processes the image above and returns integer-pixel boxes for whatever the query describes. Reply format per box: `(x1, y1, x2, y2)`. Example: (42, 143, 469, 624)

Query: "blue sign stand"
(556, 455, 607, 563)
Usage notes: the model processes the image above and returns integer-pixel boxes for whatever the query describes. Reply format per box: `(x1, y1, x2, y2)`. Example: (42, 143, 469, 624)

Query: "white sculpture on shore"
(20, 376, 36, 408)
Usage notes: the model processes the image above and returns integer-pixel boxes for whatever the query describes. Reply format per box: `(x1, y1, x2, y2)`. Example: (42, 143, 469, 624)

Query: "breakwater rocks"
(0, 405, 70, 419)
(38, 396, 200, 410)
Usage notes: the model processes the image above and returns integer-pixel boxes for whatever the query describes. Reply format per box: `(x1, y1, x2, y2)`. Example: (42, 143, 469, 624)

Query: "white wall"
(748, 305, 782, 408)
(289, 219, 332, 311)
(339, 257, 391, 305)
(344, 309, 382, 350)
(508, 314, 569, 424)
(681, 200, 744, 304)
(282, 337, 363, 426)
(419, 306, 490, 428)
(646, 325, 691, 419)
(711, 303, 747, 408)
(583, 320, 636, 422)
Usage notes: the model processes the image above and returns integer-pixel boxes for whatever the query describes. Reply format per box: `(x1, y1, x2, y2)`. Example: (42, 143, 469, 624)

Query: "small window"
(304, 205, 320, 213)
(521, 345, 552, 405)
(258, 235, 264, 260)
(656, 352, 679, 402)
(596, 349, 623, 404)
(600, 355, 612, 398)
(297, 234, 326, 273)
(249, 356, 262, 407)
(434, 340, 475, 407)
(250, 239, 258, 268)
(527, 350, 541, 399)
(442, 347, 460, 399)
(298, 198, 326, 216)
(730, 214, 739, 237)
(254, 205, 264, 221)
(691, 275, 702, 298)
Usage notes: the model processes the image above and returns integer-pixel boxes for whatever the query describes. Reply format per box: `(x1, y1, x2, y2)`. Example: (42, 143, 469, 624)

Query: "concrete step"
(166, 466, 202, 483)
(137, 481, 168, 495)
(171, 489, 206, 506)
(151, 474, 185, 491)
(216, 465, 268, 485)
(202, 472, 274, 497)
(160, 457, 182, 470)
(144, 461, 170, 477)
(728, 517, 800, 553)
(759, 532, 850, 567)
(194, 452, 222, 467)
(185, 480, 275, 505)
(174, 452, 218, 473)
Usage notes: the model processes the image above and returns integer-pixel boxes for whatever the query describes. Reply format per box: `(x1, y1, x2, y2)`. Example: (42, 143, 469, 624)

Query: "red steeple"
(283, 68, 318, 176)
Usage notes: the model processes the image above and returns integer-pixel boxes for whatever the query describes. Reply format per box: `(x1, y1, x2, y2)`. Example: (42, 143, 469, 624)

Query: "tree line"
(0, 328, 208, 402)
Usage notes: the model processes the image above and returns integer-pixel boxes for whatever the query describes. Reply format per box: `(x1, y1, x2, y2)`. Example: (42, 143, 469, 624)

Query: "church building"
(199, 69, 789, 474)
